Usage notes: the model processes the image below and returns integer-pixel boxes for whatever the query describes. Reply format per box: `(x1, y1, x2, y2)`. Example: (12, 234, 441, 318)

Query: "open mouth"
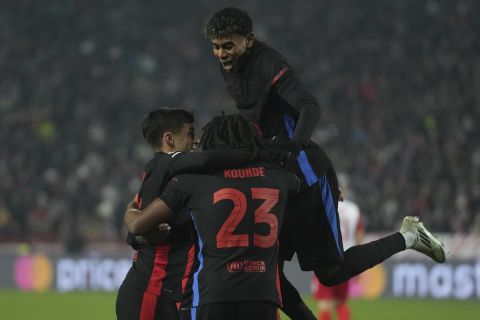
(221, 60, 234, 70)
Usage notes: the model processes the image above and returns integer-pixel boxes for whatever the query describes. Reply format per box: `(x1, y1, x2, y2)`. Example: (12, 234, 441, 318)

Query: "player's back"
(161, 161, 299, 307)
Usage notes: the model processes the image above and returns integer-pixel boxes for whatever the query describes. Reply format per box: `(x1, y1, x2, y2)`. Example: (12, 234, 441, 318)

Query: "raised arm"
(273, 69, 320, 144)
(262, 55, 321, 145)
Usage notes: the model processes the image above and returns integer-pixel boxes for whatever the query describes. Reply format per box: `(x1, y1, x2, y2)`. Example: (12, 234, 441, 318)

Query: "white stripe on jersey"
(168, 151, 183, 158)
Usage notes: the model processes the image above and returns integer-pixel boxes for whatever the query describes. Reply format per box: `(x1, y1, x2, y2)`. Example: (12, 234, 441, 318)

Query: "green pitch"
(0, 290, 478, 320)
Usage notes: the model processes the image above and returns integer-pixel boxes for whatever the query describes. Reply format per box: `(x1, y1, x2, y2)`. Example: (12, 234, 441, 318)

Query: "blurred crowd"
(1, 0, 479, 249)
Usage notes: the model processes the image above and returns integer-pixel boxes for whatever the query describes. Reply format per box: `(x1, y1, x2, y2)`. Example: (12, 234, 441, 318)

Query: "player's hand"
(126, 198, 139, 211)
(134, 235, 149, 245)
(134, 224, 172, 246)
(158, 223, 172, 235)
(265, 136, 303, 156)
(260, 148, 296, 169)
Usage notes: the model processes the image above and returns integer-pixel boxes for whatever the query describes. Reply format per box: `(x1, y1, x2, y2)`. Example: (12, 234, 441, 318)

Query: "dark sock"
(315, 232, 405, 286)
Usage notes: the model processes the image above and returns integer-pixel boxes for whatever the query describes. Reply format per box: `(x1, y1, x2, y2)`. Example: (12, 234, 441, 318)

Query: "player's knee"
(317, 300, 335, 312)
(314, 268, 342, 287)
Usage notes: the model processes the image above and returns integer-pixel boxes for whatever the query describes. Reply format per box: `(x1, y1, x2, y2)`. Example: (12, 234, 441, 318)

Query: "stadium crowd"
(1, 0, 479, 248)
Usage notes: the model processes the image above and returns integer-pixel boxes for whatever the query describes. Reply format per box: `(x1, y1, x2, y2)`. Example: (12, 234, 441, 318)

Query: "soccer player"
(116, 108, 261, 320)
(203, 7, 446, 320)
(125, 114, 300, 320)
(311, 177, 364, 320)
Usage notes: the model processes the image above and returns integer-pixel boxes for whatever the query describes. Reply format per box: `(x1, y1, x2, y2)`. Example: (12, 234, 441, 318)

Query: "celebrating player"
(125, 114, 300, 320)
(204, 7, 446, 319)
(116, 108, 260, 320)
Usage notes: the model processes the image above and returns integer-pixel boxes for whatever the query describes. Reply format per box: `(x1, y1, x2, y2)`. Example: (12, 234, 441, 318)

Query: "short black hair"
(200, 114, 263, 156)
(204, 7, 253, 39)
(142, 108, 194, 148)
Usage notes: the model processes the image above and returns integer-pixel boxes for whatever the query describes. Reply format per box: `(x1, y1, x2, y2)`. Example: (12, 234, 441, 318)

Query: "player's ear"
(163, 131, 175, 149)
(245, 33, 254, 48)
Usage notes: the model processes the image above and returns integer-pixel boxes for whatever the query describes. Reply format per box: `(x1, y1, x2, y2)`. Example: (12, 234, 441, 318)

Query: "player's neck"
(154, 146, 175, 154)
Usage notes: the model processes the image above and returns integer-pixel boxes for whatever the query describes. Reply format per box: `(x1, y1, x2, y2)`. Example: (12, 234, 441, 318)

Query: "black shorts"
(116, 282, 179, 320)
(178, 308, 192, 320)
(192, 301, 278, 320)
(279, 165, 344, 271)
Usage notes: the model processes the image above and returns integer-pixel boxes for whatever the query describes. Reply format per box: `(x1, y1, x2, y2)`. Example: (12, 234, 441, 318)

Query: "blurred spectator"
(1, 0, 479, 248)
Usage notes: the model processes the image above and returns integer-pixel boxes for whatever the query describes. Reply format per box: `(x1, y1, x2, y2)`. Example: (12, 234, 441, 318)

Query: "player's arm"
(124, 182, 171, 247)
(131, 224, 172, 246)
(264, 60, 321, 145)
(125, 175, 192, 235)
(125, 198, 174, 235)
(168, 148, 256, 175)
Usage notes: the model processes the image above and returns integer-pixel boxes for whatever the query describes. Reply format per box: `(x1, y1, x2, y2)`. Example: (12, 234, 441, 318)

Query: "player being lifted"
(203, 7, 446, 320)
(126, 114, 300, 320)
(116, 108, 261, 320)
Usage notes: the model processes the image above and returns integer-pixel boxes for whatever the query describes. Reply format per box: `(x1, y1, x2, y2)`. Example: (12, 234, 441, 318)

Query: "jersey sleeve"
(159, 175, 193, 214)
(167, 149, 254, 176)
(259, 52, 320, 144)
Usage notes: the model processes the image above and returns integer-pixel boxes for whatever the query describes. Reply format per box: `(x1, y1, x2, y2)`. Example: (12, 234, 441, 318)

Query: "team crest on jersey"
(226, 261, 243, 273)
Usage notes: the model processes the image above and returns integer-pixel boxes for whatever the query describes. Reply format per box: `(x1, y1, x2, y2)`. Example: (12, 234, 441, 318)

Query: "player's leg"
(153, 296, 180, 320)
(285, 169, 344, 272)
(178, 307, 192, 320)
(279, 267, 316, 320)
(278, 230, 316, 320)
(290, 170, 400, 287)
(336, 301, 350, 320)
(314, 231, 406, 286)
(311, 275, 335, 320)
(317, 300, 334, 320)
(314, 219, 445, 286)
(310, 166, 444, 286)
(332, 281, 350, 320)
(116, 282, 144, 320)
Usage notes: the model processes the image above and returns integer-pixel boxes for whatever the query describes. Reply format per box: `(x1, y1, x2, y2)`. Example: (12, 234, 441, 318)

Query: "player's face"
(173, 123, 195, 152)
(211, 33, 254, 72)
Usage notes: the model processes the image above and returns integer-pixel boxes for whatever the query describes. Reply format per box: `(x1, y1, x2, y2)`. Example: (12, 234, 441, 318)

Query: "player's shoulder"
(165, 173, 195, 189)
(262, 162, 298, 182)
(152, 151, 185, 165)
(145, 152, 178, 171)
(146, 151, 186, 176)
(150, 151, 182, 162)
(254, 160, 282, 172)
(167, 151, 184, 158)
(254, 41, 285, 60)
(252, 41, 289, 69)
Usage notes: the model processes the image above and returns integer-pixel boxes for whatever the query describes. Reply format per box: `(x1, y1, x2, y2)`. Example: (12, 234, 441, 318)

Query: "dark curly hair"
(200, 114, 263, 156)
(204, 7, 253, 39)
